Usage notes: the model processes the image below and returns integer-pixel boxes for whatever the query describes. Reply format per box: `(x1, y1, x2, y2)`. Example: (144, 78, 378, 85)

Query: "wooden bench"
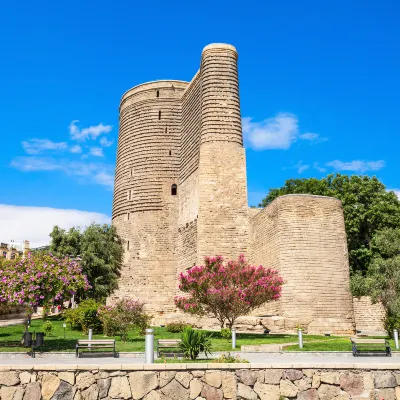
(156, 339, 182, 357)
(76, 339, 117, 358)
(350, 338, 391, 357)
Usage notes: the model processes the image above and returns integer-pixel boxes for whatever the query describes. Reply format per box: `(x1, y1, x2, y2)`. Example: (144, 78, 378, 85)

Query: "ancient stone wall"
(2, 366, 400, 399)
(111, 43, 359, 333)
(250, 195, 355, 334)
(353, 296, 386, 332)
(197, 44, 250, 261)
(112, 80, 188, 311)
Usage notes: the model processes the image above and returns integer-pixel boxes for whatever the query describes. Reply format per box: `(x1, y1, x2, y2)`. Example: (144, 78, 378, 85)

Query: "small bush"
(42, 320, 54, 336)
(384, 314, 400, 338)
(98, 299, 150, 341)
(179, 327, 212, 360)
(62, 300, 102, 334)
(165, 322, 190, 333)
(220, 328, 231, 341)
(211, 352, 249, 363)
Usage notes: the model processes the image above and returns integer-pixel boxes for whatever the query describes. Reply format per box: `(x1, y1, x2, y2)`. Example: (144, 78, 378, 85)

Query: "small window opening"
(171, 184, 177, 196)
(127, 212, 130, 221)
(158, 111, 161, 120)
(156, 90, 159, 97)
(169, 150, 172, 155)
(127, 241, 130, 251)
(165, 127, 168, 133)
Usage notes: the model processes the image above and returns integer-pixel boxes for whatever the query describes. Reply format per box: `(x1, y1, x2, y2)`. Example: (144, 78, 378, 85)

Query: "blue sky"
(1, 0, 399, 246)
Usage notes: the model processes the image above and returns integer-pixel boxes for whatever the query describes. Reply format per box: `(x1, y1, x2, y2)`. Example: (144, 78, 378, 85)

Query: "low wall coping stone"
(1, 362, 399, 371)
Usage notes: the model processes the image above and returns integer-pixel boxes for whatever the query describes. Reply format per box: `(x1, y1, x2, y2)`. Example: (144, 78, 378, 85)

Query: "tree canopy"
(259, 174, 400, 277)
(49, 223, 124, 300)
(0, 252, 89, 313)
(175, 255, 283, 328)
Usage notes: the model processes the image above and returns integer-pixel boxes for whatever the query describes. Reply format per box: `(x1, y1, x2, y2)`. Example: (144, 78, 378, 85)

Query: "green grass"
(285, 337, 397, 352)
(0, 316, 360, 353)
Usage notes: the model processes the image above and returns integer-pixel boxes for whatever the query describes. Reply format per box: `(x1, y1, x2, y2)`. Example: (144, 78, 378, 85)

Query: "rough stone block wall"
(353, 296, 386, 332)
(111, 43, 357, 331)
(3, 367, 400, 400)
(250, 195, 355, 334)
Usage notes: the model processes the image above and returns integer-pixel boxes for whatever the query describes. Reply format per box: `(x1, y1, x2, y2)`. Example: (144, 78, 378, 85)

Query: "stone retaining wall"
(1, 365, 400, 399)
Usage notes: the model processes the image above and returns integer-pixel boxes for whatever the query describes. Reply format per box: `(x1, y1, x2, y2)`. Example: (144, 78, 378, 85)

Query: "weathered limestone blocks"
(1, 367, 400, 399)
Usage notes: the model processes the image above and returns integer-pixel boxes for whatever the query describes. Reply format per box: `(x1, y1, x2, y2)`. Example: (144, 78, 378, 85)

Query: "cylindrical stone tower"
(112, 80, 188, 311)
(197, 44, 250, 260)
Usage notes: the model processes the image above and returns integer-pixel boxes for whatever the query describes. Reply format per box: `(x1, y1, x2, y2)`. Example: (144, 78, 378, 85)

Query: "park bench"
(75, 339, 117, 358)
(350, 338, 391, 357)
(156, 339, 182, 357)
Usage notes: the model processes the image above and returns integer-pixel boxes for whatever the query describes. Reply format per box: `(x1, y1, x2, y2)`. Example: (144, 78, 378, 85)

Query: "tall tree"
(259, 174, 400, 277)
(49, 223, 124, 300)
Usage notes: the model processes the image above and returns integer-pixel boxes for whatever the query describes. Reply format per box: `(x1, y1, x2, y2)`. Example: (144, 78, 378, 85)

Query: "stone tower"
(111, 43, 355, 334)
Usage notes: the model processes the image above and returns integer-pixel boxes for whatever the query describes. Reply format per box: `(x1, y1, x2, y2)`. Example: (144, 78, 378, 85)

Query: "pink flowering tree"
(175, 255, 283, 329)
(0, 252, 90, 322)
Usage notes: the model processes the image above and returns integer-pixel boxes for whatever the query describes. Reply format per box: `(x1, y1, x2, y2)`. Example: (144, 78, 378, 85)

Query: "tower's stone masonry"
(112, 43, 356, 333)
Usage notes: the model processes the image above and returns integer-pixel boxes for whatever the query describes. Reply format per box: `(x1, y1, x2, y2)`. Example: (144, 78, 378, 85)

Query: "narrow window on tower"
(171, 184, 177, 196)
(169, 150, 172, 155)
(165, 127, 168, 133)
(156, 90, 159, 97)
(158, 111, 161, 120)
(127, 212, 130, 221)
(127, 241, 130, 251)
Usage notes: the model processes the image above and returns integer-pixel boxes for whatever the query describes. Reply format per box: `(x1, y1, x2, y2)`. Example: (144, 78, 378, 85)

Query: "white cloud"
(69, 120, 112, 141)
(70, 145, 82, 154)
(296, 161, 310, 174)
(326, 160, 385, 173)
(243, 113, 299, 150)
(242, 113, 325, 150)
(11, 157, 114, 189)
(313, 162, 327, 173)
(0, 204, 110, 248)
(100, 137, 114, 147)
(22, 139, 68, 154)
(89, 147, 104, 157)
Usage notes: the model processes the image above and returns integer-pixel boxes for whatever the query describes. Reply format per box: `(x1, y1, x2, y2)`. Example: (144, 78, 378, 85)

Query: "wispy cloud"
(100, 137, 114, 147)
(0, 204, 110, 248)
(70, 145, 82, 154)
(22, 139, 68, 154)
(326, 160, 385, 173)
(89, 147, 104, 157)
(11, 157, 114, 189)
(296, 161, 310, 173)
(242, 113, 326, 150)
(69, 120, 112, 141)
(313, 162, 327, 173)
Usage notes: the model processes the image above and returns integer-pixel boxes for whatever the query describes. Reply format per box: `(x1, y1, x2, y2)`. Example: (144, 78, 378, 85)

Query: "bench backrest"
(351, 338, 386, 344)
(157, 339, 181, 346)
(77, 340, 115, 345)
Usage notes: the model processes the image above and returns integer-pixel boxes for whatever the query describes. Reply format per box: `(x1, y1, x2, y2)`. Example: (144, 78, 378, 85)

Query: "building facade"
(111, 43, 355, 334)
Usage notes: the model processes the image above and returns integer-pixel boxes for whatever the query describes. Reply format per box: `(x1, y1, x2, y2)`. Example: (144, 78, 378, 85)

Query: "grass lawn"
(285, 337, 397, 352)
(0, 316, 349, 353)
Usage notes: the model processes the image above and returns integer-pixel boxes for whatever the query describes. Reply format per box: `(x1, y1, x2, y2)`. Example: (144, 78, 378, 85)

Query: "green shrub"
(384, 314, 400, 338)
(179, 327, 212, 360)
(62, 300, 102, 334)
(220, 328, 231, 341)
(64, 308, 81, 329)
(42, 320, 54, 335)
(98, 299, 150, 341)
(211, 352, 249, 363)
(165, 322, 190, 333)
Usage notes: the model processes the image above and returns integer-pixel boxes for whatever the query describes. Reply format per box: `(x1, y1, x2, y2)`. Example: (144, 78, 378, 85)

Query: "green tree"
(259, 174, 400, 277)
(49, 223, 124, 300)
(368, 228, 400, 319)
